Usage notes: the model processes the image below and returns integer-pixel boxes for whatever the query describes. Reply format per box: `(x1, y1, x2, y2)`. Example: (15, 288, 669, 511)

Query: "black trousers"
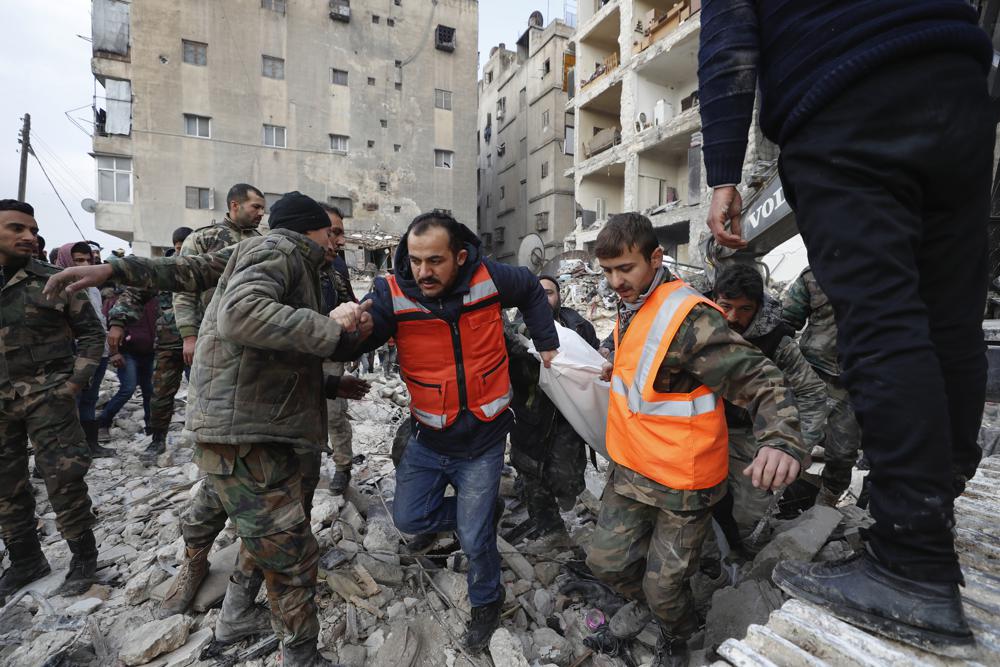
(779, 52, 994, 583)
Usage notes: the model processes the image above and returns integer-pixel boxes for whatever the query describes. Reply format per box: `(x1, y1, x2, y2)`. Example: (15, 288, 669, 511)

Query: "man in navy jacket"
(698, 0, 993, 656)
(353, 212, 558, 652)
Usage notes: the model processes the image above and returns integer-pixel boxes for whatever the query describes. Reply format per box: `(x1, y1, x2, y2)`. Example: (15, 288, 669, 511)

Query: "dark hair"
(71, 241, 92, 256)
(539, 274, 560, 290)
(36, 234, 45, 251)
(714, 264, 764, 304)
(0, 199, 34, 216)
(172, 226, 194, 244)
(594, 212, 660, 260)
(319, 202, 344, 218)
(225, 183, 264, 207)
(407, 211, 464, 255)
(48, 248, 59, 264)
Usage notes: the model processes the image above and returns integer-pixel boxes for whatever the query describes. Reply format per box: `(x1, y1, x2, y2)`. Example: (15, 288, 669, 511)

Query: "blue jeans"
(393, 436, 503, 607)
(98, 351, 155, 429)
(77, 356, 109, 422)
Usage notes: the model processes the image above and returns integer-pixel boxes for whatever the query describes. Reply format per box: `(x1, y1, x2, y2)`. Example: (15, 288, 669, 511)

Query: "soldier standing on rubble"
(587, 213, 805, 666)
(0, 199, 106, 602)
(699, 1, 992, 655)
(781, 266, 862, 507)
(506, 275, 598, 541)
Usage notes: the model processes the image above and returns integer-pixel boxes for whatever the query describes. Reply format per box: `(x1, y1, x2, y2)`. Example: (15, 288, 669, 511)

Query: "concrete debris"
(703, 579, 784, 653)
(750, 505, 842, 580)
(489, 627, 531, 667)
(118, 614, 190, 666)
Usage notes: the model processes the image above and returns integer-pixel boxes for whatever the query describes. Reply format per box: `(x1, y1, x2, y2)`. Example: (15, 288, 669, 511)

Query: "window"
(394, 0, 401, 5)
(387, 18, 395, 27)
(542, 109, 550, 130)
(496, 226, 505, 244)
(367, 77, 376, 86)
(497, 142, 506, 157)
(330, 134, 349, 153)
(500, 186, 505, 200)
(261, 0, 286, 12)
(535, 211, 550, 232)
(185, 186, 213, 210)
(564, 124, 575, 155)
(434, 89, 452, 110)
(519, 88, 526, 109)
(184, 114, 210, 138)
(331, 68, 348, 85)
(372, 15, 380, 24)
(380, 119, 388, 128)
(486, 194, 491, 208)
(379, 181, 388, 192)
(542, 59, 551, 75)
(96, 156, 131, 203)
(435, 25, 456, 52)
(434, 149, 454, 168)
(182, 40, 207, 66)
(329, 196, 353, 217)
(541, 161, 549, 179)
(263, 124, 286, 147)
(486, 153, 492, 167)
(486, 71, 493, 84)
(394, 205, 401, 213)
(367, 139, 375, 148)
(262, 55, 284, 79)
(395, 82, 402, 90)
(394, 144, 401, 152)
(496, 97, 506, 119)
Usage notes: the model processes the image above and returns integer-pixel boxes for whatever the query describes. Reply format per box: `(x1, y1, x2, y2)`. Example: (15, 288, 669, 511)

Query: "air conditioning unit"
(595, 197, 607, 221)
(654, 99, 672, 125)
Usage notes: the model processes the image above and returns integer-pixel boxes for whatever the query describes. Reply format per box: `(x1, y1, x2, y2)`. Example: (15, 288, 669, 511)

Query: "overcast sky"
(0, 1, 805, 278)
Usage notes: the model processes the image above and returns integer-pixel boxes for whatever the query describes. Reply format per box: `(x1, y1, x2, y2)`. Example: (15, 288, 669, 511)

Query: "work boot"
(405, 532, 438, 554)
(158, 544, 211, 618)
(55, 530, 98, 597)
(814, 485, 842, 508)
(651, 627, 689, 667)
(773, 548, 976, 658)
(215, 571, 272, 645)
(329, 469, 351, 496)
(97, 424, 111, 443)
(464, 597, 503, 652)
(0, 535, 52, 604)
(610, 600, 653, 639)
(141, 429, 167, 464)
(281, 639, 338, 667)
(85, 421, 116, 458)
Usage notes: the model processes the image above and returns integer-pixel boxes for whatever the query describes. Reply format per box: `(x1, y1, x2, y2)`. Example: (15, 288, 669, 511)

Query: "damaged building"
(90, 0, 478, 256)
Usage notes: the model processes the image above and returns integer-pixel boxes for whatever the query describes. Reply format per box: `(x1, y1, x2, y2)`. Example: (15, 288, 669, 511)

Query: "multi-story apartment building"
(567, 0, 774, 265)
(475, 12, 576, 269)
(89, 0, 478, 257)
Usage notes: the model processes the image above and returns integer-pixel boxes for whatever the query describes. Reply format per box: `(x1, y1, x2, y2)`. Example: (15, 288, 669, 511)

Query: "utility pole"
(17, 113, 30, 201)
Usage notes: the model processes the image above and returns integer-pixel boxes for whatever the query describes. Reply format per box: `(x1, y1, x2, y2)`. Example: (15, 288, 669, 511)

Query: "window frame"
(330, 68, 349, 86)
(262, 123, 286, 148)
(434, 89, 453, 110)
(434, 149, 454, 169)
(182, 39, 207, 66)
(185, 186, 214, 210)
(330, 133, 350, 154)
(96, 155, 133, 204)
(262, 55, 285, 80)
(183, 113, 211, 138)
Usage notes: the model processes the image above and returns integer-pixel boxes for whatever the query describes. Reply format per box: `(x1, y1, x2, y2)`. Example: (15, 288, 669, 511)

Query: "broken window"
(262, 55, 284, 79)
(372, 14, 380, 24)
(331, 68, 348, 85)
(367, 139, 375, 148)
(380, 119, 388, 128)
(263, 124, 286, 148)
(96, 155, 131, 203)
(387, 18, 395, 27)
(330, 134, 349, 153)
(261, 0, 286, 13)
(184, 114, 210, 138)
(394, 144, 401, 152)
(435, 149, 454, 169)
(329, 195, 353, 217)
(185, 186, 213, 210)
(368, 77, 376, 86)
(182, 40, 207, 66)
(394, 205, 401, 212)
(434, 89, 453, 110)
(436, 25, 456, 52)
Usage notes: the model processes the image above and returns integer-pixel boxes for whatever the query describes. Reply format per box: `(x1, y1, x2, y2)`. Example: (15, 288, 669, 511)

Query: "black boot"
(464, 597, 503, 652)
(652, 626, 689, 667)
(329, 469, 351, 496)
(141, 429, 167, 464)
(55, 530, 99, 597)
(0, 535, 52, 604)
(215, 571, 272, 645)
(773, 548, 976, 658)
(83, 420, 115, 458)
(281, 639, 337, 667)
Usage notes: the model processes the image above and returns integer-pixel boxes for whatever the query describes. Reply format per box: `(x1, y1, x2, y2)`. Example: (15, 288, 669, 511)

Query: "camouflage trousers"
(204, 443, 320, 648)
(0, 387, 95, 543)
(511, 429, 587, 530)
(324, 361, 352, 472)
(586, 478, 711, 639)
(818, 371, 862, 495)
(150, 347, 185, 433)
(725, 429, 774, 535)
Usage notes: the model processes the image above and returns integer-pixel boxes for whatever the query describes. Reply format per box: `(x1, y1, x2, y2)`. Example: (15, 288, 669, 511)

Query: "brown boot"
(158, 544, 211, 618)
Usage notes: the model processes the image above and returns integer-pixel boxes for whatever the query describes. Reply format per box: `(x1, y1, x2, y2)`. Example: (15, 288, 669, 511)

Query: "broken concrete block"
(124, 566, 168, 606)
(534, 561, 560, 586)
(489, 627, 530, 667)
(750, 505, 842, 580)
(816, 540, 853, 562)
(355, 552, 404, 586)
(6, 630, 76, 667)
(532, 627, 571, 666)
(370, 622, 420, 667)
(533, 588, 554, 617)
(147, 628, 214, 667)
(65, 597, 103, 615)
(703, 579, 784, 651)
(432, 569, 470, 612)
(497, 535, 535, 582)
(118, 614, 191, 666)
(363, 506, 399, 555)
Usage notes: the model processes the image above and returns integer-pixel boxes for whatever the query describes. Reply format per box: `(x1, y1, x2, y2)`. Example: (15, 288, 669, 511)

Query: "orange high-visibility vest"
(387, 264, 512, 430)
(607, 279, 729, 490)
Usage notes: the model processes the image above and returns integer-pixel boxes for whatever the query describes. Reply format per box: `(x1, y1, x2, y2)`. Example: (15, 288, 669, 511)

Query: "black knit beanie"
(269, 191, 329, 234)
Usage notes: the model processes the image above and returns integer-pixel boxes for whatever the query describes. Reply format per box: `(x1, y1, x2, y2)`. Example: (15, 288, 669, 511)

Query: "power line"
(30, 148, 88, 240)
(32, 132, 93, 196)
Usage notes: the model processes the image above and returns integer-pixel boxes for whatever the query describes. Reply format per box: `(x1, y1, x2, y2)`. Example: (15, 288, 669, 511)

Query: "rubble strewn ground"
(1, 366, 998, 667)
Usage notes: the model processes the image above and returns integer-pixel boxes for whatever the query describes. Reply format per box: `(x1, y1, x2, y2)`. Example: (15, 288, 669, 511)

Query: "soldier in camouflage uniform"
(0, 200, 106, 602)
(586, 214, 806, 667)
(782, 266, 861, 506)
(108, 227, 193, 463)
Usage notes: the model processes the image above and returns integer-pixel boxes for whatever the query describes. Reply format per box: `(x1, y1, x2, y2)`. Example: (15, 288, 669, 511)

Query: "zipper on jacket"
(404, 374, 442, 390)
(482, 356, 506, 380)
(450, 321, 469, 410)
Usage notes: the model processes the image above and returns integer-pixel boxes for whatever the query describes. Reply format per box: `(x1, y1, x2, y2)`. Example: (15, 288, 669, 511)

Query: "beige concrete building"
(566, 0, 774, 265)
(90, 0, 478, 258)
(475, 13, 576, 269)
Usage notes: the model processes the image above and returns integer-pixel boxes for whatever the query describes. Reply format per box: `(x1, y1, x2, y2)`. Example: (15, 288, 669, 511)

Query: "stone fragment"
(147, 628, 214, 667)
(703, 579, 784, 651)
(432, 569, 471, 612)
(6, 630, 76, 667)
(532, 627, 572, 666)
(363, 506, 399, 555)
(750, 505, 842, 579)
(489, 627, 530, 667)
(496, 535, 535, 582)
(125, 566, 168, 605)
(65, 597, 103, 615)
(533, 588, 554, 617)
(355, 552, 404, 585)
(118, 615, 191, 666)
(371, 622, 420, 667)
(534, 561, 560, 586)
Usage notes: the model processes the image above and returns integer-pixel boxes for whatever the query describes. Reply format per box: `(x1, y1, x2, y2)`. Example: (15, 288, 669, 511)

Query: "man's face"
(71, 252, 92, 267)
(325, 212, 347, 262)
(598, 244, 663, 304)
(540, 278, 560, 313)
(173, 240, 184, 254)
(717, 294, 759, 334)
(408, 226, 467, 298)
(230, 192, 266, 228)
(0, 211, 39, 265)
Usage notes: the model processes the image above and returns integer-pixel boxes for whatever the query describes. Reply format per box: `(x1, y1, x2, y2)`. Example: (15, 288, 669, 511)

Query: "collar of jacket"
(619, 265, 671, 315)
(742, 293, 784, 340)
(268, 228, 328, 269)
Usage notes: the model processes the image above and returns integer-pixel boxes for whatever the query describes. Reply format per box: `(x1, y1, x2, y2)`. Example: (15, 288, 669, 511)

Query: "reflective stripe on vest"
(610, 375, 718, 418)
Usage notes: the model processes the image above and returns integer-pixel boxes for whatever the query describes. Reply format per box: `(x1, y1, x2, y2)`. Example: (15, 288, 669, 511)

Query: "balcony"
(576, 0, 620, 45)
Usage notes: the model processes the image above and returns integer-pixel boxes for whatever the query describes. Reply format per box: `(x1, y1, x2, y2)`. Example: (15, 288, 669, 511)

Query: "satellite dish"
(81, 198, 97, 213)
(518, 234, 546, 273)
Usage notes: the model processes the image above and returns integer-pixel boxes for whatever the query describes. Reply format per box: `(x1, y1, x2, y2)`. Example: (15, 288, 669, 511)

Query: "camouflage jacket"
(108, 288, 182, 350)
(781, 267, 840, 376)
(604, 270, 807, 511)
(173, 215, 260, 338)
(0, 259, 104, 399)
